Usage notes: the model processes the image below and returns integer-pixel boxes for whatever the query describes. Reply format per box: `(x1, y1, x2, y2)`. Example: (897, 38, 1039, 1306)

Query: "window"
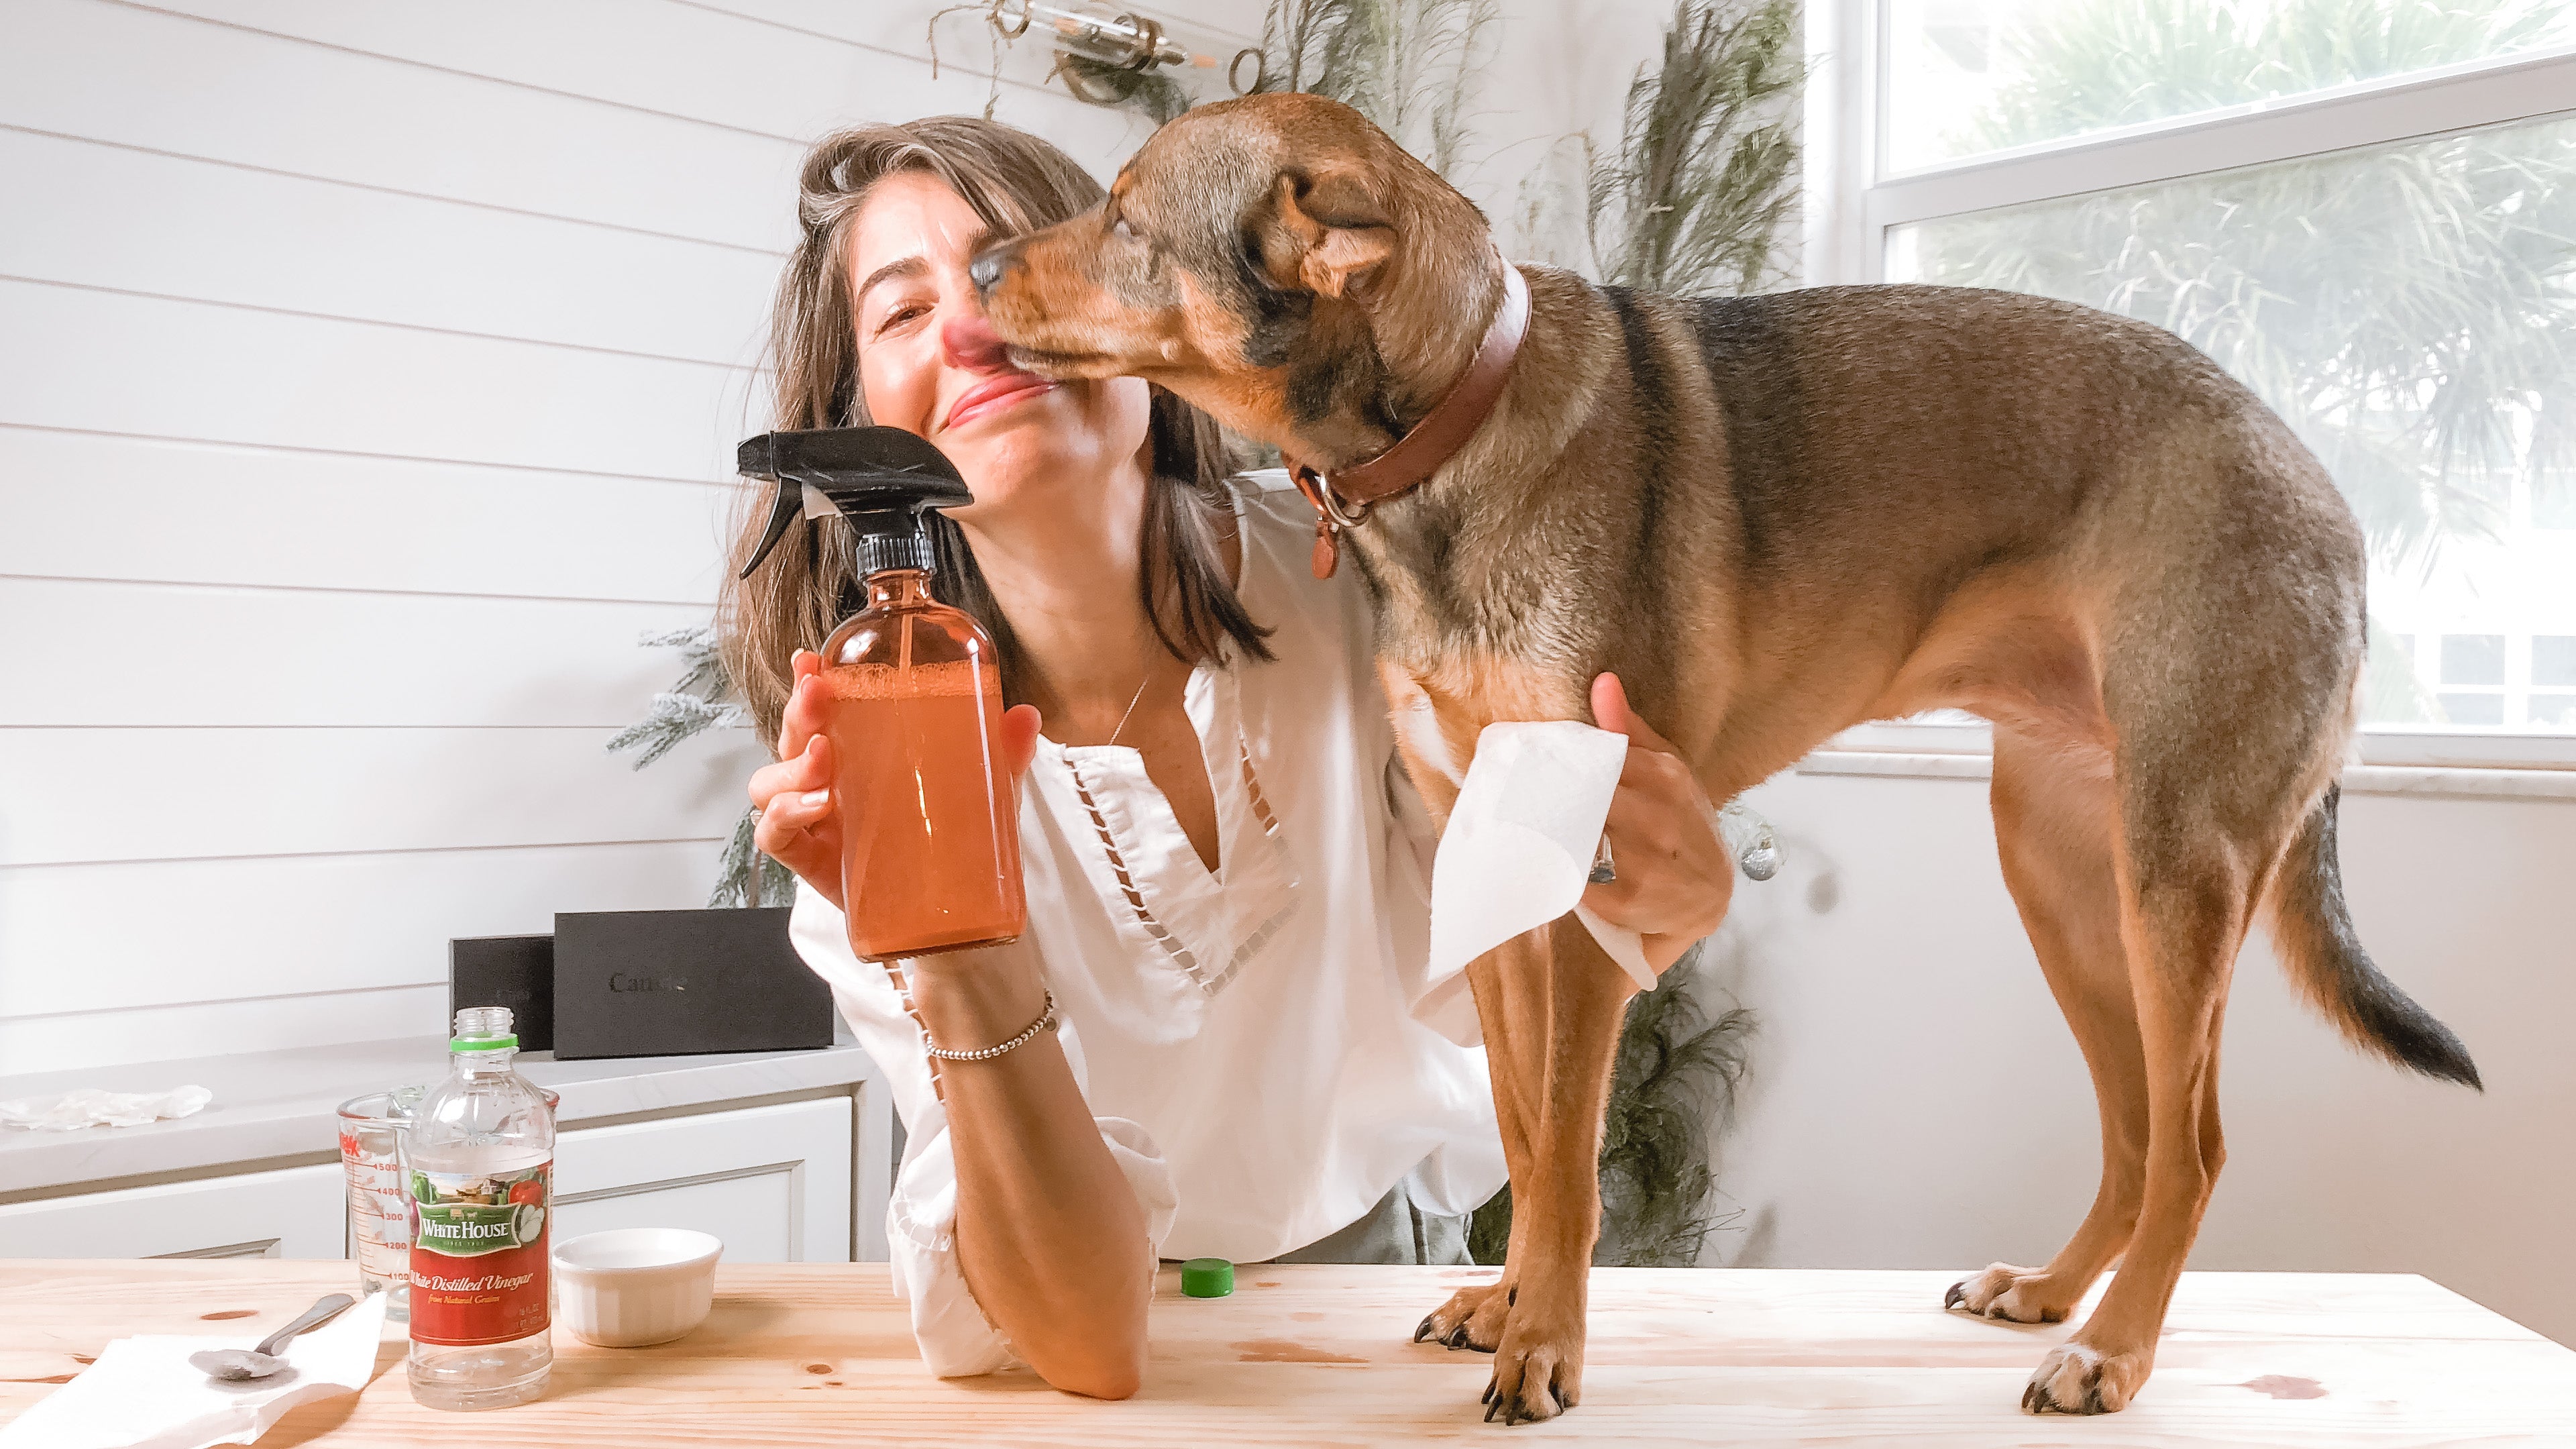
(1813, 0, 2576, 761)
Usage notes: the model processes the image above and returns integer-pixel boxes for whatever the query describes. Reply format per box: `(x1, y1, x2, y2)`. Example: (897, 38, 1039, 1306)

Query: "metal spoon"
(189, 1293, 356, 1381)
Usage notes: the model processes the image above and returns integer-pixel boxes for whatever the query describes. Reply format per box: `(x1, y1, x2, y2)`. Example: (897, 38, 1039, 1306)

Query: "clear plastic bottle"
(405, 1006, 553, 1411)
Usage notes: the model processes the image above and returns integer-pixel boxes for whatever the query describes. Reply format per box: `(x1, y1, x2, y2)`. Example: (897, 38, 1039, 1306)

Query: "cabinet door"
(552, 1097, 850, 1264)
(0, 1162, 347, 1260)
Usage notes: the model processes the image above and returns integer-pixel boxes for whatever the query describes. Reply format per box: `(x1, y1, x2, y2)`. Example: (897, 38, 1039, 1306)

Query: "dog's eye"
(1112, 216, 1138, 244)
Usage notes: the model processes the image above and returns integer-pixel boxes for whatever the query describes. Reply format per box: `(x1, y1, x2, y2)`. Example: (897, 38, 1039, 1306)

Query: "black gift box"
(548, 907, 833, 1061)
(448, 934, 555, 1053)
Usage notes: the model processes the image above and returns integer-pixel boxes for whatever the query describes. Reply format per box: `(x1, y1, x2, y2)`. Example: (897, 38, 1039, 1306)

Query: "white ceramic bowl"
(552, 1228, 723, 1348)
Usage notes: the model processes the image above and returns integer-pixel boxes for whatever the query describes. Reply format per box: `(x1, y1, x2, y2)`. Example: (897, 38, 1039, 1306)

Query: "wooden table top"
(4, 1260, 2571, 1446)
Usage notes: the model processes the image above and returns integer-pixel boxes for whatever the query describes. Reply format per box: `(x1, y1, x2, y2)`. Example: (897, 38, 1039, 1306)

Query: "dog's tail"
(2267, 784, 2481, 1089)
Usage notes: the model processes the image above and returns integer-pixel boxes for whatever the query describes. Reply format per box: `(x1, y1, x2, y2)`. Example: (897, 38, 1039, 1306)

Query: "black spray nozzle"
(737, 427, 975, 580)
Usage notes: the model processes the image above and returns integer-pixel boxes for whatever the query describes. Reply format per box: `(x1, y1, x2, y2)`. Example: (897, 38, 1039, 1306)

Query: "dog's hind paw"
(2022, 1341, 2147, 1414)
(1413, 1279, 1511, 1354)
(1945, 1263, 2073, 1324)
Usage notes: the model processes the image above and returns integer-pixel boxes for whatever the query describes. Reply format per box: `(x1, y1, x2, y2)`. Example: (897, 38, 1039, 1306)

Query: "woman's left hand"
(1580, 672, 1735, 977)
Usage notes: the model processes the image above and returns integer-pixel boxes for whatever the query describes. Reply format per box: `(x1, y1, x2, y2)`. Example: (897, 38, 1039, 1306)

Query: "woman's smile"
(942, 371, 1059, 432)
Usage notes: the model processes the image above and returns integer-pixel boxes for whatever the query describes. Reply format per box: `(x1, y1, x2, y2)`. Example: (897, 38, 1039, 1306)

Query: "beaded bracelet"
(922, 989, 1059, 1063)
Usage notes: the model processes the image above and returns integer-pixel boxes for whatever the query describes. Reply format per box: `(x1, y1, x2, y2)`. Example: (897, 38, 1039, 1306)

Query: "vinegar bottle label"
(407, 1161, 551, 1347)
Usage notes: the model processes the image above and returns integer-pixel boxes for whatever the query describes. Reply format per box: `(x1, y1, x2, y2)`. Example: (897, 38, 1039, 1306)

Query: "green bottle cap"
(1180, 1258, 1234, 1298)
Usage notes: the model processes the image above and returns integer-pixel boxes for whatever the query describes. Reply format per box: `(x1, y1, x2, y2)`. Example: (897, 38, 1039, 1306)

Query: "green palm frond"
(1587, 0, 1805, 296)
(1468, 947, 1756, 1267)
(1260, 0, 1497, 181)
(1910, 0, 2576, 588)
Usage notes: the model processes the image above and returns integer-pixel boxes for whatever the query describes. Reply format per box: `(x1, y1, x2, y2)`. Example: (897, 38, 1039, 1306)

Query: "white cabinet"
(0, 1161, 346, 1260)
(553, 1097, 852, 1263)
(0, 1095, 868, 1265)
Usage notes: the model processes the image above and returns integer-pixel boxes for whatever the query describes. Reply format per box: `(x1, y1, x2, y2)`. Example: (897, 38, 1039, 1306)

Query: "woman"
(726, 116, 1731, 1399)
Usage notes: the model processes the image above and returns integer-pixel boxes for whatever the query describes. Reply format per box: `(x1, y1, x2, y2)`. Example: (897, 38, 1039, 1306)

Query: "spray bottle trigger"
(739, 477, 805, 579)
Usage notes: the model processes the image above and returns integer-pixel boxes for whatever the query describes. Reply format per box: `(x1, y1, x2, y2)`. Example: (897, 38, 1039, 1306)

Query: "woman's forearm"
(908, 942, 1152, 1398)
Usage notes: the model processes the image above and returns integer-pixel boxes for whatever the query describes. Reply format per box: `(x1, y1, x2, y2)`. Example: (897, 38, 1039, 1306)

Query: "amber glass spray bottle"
(739, 427, 1026, 959)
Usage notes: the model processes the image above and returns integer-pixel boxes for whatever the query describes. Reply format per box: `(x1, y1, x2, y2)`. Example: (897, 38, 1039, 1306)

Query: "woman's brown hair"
(720, 115, 1270, 747)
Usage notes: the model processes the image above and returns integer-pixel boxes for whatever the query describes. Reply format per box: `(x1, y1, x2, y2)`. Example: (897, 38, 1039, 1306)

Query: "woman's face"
(847, 171, 1152, 523)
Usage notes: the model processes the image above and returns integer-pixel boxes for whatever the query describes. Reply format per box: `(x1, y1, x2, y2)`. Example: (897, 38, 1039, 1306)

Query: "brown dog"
(969, 92, 2479, 1421)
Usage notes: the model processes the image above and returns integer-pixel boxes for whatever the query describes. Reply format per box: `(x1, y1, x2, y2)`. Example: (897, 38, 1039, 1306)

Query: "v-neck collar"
(1032, 487, 1301, 999)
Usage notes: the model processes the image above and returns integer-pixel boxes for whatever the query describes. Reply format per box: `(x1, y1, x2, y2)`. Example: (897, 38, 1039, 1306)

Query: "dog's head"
(969, 93, 1495, 467)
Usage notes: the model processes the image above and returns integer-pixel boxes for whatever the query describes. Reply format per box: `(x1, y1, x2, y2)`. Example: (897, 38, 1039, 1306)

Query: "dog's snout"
(968, 243, 1016, 298)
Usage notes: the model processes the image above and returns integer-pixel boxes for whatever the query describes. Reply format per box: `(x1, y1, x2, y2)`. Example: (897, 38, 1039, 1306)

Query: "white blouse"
(788, 470, 1505, 1377)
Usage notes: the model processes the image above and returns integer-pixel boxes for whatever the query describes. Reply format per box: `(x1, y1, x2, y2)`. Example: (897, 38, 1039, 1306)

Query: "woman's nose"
(942, 313, 1012, 372)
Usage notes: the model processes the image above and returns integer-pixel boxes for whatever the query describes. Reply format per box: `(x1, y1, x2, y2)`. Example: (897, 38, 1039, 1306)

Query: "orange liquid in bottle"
(820, 570, 1025, 960)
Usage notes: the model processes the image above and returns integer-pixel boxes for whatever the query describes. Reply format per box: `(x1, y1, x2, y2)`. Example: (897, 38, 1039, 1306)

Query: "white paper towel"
(1426, 720, 1659, 995)
(0, 1087, 211, 1132)
(0, 1291, 389, 1449)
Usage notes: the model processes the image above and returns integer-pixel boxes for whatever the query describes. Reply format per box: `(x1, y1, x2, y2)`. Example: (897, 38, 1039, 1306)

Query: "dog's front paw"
(1412, 1279, 1511, 1353)
(1944, 1263, 2073, 1324)
(2021, 1340, 2148, 1414)
(1480, 1291, 1583, 1426)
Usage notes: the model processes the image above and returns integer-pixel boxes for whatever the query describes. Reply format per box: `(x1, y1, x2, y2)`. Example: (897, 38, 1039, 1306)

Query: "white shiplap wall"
(0, 0, 1193, 1074)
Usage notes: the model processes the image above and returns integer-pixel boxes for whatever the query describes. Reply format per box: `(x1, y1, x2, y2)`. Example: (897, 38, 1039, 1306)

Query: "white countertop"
(0, 1034, 882, 1197)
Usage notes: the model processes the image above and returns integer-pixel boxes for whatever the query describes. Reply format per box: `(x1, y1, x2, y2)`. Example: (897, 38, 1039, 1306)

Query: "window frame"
(1802, 0, 2576, 768)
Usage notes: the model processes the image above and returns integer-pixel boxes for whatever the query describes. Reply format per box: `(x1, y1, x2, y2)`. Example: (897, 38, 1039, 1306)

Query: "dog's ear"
(1274, 166, 1393, 300)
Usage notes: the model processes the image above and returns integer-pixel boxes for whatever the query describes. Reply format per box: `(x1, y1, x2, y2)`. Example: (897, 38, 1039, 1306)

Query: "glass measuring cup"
(337, 1086, 427, 1319)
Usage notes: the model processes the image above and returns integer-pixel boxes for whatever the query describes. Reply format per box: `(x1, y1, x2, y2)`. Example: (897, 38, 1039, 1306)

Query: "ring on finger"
(1588, 835, 1617, 885)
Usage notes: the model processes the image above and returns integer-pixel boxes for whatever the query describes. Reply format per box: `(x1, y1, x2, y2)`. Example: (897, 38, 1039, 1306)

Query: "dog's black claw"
(2022, 1380, 2043, 1414)
(1481, 1378, 1497, 1406)
(1988, 1303, 2011, 1320)
(1485, 1391, 1502, 1422)
(1413, 1313, 1436, 1343)
(1444, 1323, 1471, 1350)
(1944, 1281, 1968, 1311)
(1505, 1286, 1517, 1307)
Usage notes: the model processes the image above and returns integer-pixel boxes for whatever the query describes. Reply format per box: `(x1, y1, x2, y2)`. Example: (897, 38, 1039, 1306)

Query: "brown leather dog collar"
(1285, 260, 1530, 580)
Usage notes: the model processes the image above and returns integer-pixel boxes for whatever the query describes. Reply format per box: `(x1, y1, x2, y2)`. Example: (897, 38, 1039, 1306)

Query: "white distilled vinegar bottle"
(405, 1006, 554, 1410)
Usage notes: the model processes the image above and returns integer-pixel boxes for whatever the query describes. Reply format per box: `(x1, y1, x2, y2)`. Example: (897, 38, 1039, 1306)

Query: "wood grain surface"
(3, 1260, 2571, 1446)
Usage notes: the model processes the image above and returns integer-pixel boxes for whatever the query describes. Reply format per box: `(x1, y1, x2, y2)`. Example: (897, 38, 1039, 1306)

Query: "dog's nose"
(967, 245, 1014, 298)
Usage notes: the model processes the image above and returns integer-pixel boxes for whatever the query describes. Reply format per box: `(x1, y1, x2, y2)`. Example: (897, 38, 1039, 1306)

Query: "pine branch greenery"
(606, 625, 792, 908)
(605, 625, 741, 768)
(1904, 0, 2576, 722)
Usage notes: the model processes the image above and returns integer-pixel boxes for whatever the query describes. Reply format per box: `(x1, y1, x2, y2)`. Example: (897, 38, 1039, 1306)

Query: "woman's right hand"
(749, 651, 846, 910)
(748, 649, 1044, 914)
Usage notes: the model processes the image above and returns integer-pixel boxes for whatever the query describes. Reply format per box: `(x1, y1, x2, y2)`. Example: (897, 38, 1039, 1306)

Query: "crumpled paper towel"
(1427, 720, 1660, 996)
(0, 1086, 212, 1132)
(0, 1290, 388, 1449)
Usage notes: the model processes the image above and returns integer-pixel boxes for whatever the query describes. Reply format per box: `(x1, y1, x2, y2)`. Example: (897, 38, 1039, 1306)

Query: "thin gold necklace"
(1106, 666, 1152, 747)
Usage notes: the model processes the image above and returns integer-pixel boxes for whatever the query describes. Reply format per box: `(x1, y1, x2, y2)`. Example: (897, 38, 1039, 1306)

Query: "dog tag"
(1311, 521, 1340, 580)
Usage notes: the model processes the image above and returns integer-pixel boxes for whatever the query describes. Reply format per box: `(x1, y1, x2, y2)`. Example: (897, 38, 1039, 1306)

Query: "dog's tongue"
(943, 315, 1013, 372)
